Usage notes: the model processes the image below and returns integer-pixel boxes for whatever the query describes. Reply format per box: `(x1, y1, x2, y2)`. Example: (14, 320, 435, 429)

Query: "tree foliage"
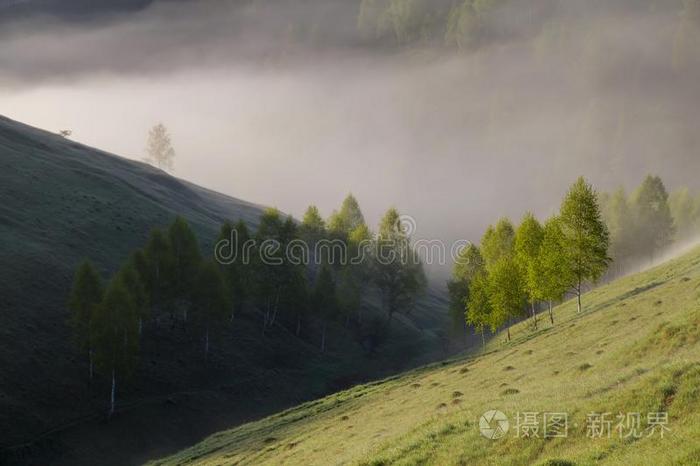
(559, 177, 611, 313)
(192, 260, 230, 361)
(632, 175, 675, 260)
(447, 243, 483, 334)
(91, 278, 140, 416)
(68, 260, 104, 379)
(145, 123, 175, 171)
(373, 208, 426, 324)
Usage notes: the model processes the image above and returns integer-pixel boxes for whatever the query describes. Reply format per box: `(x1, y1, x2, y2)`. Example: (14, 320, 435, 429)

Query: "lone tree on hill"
(68, 260, 104, 381)
(559, 177, 611, 313)
(145, 123, 176, 171)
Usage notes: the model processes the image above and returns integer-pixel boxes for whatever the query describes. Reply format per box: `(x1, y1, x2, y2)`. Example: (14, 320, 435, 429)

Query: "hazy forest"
(1, 1, 700, 465)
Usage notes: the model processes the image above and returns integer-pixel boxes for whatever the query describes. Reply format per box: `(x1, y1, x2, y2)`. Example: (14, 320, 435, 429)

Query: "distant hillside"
(0, 115, 455, 466)
(153, 245, 700, 465)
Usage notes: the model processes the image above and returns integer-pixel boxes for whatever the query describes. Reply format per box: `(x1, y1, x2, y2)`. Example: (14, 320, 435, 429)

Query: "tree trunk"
(577, 292, 582, 314)
(138, 318, 143, 336)
(577, 278, 582, 313)
(531, 302, 538, 330)
(109, 368, 116, 418)
(296, 317, 301, 337)
(481, 328, 485, 349)
(321, 324, 326, 353)
(548, 301, 554, 325)
(507, 326, 511, 342)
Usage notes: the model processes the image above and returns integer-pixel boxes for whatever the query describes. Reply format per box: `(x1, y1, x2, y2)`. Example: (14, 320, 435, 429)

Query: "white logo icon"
(480, 410, 510, 440)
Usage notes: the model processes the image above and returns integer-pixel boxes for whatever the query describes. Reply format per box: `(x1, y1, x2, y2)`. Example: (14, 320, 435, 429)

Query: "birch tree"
(145, 123, 175, 171)
(559, 177, 611, 313)
(92, 279, 139, 417)
(192, 261, 230, 363)
(68, 260, 104, 381)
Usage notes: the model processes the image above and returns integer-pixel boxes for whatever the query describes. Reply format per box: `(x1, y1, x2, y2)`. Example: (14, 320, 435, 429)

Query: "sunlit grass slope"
(152, 245, 700, 466)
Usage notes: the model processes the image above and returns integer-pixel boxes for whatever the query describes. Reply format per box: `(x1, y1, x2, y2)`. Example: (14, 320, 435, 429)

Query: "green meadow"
(152, 245, 700, 466)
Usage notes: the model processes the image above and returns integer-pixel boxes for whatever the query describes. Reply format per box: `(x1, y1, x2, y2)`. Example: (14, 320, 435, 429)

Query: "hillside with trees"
(0, 115, 453, 466)
(450, 174, 700, 347)
(152, 228, 700, 466)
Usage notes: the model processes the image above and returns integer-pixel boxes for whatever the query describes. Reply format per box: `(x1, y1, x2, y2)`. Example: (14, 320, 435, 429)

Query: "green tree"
(347, 223, 373, 323)
(373, 208, 426, 325)
(216, 220, 253, 321)
(140, 228, 172, 326)
(514, 213, 544, 329)
(68, 260, 104, 381)
(314, 265, 339, 353)
(91, 279, 139, 417)
(532, 217, 574, 325)
(669, 187, 699, 241)
(448, 243, 483, 338)
(465, 268, 491, 348)
(481, 217, 516, 266)
(192, 261, 230, 362)
(632, 175, 675, 261)
(559, 177, 611, 313)
(167, 216, 202, 322)
(487, 256, 527, 342)
(254, 208, 285, 331)
(116, 253, 149, 336)
(300, 205, 327, 268)
(337, 194, 367, 234)
(327, 196, 371, 325)
(602, 188, 636, 275)
(300, 205, 326, 243)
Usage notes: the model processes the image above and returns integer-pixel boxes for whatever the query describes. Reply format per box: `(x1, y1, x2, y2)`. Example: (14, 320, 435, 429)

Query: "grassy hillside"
(0, 115, 455, 466)
(152, 244, 700, 465)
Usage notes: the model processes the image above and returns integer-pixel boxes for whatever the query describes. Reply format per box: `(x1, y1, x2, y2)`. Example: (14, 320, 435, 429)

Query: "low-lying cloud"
(1, 0, 699, 279)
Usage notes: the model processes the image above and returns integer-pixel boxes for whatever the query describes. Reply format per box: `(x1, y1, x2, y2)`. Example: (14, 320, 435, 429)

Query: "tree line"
(600, 175, 700, 275)
(67, 195, 425, 416)
(449, 177, 611, 344)
(357, 0, 700, 54)
(451, 174, 700, 345)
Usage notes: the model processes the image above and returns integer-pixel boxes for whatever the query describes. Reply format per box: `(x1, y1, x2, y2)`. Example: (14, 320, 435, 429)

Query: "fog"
(2, 0, 699, 279)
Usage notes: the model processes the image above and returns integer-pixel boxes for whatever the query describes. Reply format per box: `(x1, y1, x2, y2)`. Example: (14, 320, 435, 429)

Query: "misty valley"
(1, 1, 700, 465)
